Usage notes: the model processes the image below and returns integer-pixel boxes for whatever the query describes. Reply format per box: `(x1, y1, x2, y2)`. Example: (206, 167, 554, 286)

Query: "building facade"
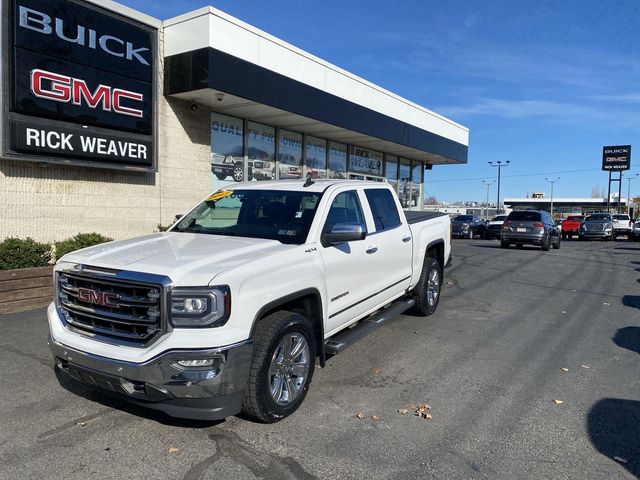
(0, 0, 469, 241)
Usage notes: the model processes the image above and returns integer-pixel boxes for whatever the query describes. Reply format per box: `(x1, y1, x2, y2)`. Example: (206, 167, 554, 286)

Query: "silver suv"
(579, 213, 614, 241)
(501, 210, 560, 251)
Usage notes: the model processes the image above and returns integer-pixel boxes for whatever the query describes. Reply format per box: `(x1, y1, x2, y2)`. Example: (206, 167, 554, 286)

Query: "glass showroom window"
(305, 136, 327, 179)
(349, 146, 384, 178)
(328, 141, 347, 179)
(385, 155, 399, 193)
(278, 130, 303, 180)
(398, 158, 411, 209)
(211, 112, 244, 192)
(409, 161, 424, 211)
(247, 121, 276, 181)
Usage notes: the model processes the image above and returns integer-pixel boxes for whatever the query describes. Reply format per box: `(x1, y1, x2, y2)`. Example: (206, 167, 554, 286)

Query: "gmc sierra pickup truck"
(48, 180, 451, 422)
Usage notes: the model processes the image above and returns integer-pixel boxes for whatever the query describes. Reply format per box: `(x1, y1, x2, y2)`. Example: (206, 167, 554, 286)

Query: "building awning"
(162, 7, 468, 165)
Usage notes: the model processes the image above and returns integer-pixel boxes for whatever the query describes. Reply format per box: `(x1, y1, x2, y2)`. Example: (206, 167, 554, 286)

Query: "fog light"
(176, 359, 215, 368)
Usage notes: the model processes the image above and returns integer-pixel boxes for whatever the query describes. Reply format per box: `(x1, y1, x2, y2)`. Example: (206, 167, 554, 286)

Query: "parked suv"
(501, 210, 560, 251)
(612, 214, 632, 239)
(579, 213, 614, 241)
(485, 215, 508, 240)
(451, 215, 487, 239)
(632, 219, 640, 241)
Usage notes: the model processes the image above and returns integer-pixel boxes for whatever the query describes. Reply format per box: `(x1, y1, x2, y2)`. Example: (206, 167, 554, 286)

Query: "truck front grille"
(57, 271, 163, 347)
(585, 223, 604, 232)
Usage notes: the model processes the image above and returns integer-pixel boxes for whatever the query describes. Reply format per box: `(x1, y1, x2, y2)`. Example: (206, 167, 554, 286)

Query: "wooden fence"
(0, 266, 54, 315)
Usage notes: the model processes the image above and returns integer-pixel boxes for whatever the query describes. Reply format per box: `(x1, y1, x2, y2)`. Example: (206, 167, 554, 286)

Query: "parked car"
(561, 215, 584, 239)
(632, 219, 640, 241)
(579, 213, 614, 241)
(612, 214, 632, 239)
(485, 214, 508, 239)
(211, 147, 257, 182)
(451, 215, 487, 239)
(501, 210, 560, 250)
(48, 180, 451, 422)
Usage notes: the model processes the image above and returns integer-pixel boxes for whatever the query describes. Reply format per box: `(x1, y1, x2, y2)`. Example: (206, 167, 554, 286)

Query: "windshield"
(174, 189, 322, 244)
(453, 215, 473, 222)
(566, 216, 583, 221)
(584, 214, 611, 221)
(613, 215, 629, 220)
(491, 215, 507, 221)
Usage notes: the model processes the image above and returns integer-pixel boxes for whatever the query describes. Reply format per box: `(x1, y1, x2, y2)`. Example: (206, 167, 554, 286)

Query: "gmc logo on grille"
(77, 287, 119, 307)
(30, 69, 144, 118)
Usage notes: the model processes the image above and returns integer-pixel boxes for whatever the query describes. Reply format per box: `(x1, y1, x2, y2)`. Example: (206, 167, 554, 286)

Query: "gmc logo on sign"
(77, 287, 119, 308)
(30, 69, 144, 118)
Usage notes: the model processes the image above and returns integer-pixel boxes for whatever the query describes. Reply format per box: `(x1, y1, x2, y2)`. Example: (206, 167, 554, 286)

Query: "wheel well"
(427, 241, 445, 272)
(253, 292, 325, 366)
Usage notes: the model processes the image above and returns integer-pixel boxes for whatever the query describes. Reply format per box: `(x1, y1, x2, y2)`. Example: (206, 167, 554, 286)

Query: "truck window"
(364, 188, 401, 231)
(323, 191, 365, 233)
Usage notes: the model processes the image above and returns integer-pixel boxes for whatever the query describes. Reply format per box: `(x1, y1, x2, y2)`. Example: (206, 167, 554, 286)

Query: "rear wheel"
(516, 243, 524, 249)
(242, 311, 316, 423)
(553, 235, 561, 249)
(542, 234, 550, 251)
(409, 257, 442, 316)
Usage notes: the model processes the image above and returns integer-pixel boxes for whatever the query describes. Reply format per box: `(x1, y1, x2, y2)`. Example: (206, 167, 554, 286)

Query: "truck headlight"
(169, 286, 231, 328)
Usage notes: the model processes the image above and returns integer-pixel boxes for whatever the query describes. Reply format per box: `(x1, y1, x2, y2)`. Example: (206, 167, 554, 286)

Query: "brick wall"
(0, 32, 212, 242)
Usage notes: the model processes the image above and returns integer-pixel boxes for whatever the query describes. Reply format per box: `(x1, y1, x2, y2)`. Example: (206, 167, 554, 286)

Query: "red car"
(561, 215, 584, 239)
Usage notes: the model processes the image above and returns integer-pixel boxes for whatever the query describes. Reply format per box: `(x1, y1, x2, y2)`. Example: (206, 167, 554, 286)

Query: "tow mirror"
(321, 223, 366, 246)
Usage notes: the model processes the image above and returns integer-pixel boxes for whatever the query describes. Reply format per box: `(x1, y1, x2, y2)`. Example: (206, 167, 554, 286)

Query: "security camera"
(190, 103, 198, 112)
(215, 93, 225, 102)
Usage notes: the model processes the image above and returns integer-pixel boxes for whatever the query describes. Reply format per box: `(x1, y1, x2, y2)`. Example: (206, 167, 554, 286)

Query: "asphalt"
(1, 238, 639, 480)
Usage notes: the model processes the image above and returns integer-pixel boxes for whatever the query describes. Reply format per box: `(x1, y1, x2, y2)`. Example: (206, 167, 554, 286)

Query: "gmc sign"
(602, 145, 631, 171)
(3, 0, 157, 170)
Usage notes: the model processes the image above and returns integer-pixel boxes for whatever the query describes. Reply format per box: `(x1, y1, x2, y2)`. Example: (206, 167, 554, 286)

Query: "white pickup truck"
(48, 180, 451, 422)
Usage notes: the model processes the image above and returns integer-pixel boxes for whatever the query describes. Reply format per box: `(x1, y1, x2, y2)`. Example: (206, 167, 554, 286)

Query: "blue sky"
(120, 0, 640, 203)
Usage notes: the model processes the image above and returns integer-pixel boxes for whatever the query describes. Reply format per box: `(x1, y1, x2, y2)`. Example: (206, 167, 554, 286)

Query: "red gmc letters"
(30, 69, 144, 118)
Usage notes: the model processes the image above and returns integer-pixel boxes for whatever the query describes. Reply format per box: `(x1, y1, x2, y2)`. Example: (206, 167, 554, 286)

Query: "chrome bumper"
(49, 337, 253, 420)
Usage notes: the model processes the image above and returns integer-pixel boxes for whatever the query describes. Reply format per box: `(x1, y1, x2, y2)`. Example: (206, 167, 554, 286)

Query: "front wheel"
(242, 311, 316, 423)
(409, 257, 442, 316)
(501, 240, 510, 249)
(232, 163, 244, 182)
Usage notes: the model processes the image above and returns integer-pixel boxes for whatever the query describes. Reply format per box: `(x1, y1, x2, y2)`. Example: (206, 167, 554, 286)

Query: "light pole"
(545, 177, 560, 217)
(488, 161, 510, 213)
(482, 180, 495, 218)
(627, 173, 639, 216)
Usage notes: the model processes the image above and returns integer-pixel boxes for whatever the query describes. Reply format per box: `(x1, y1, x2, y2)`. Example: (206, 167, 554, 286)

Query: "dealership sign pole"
(602, 145, 631, 213)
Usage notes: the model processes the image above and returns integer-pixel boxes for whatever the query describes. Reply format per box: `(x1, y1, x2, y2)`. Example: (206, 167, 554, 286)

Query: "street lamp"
(626, 173, 639, 216)
(545, 177, 560, 217)
(482, 180, 496, 218)
(488, 161, 510, 213)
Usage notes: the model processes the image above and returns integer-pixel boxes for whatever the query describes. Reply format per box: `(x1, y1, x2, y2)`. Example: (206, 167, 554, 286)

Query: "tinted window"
(613, 215, 630, 220)
(491, 215, 507, 221)
(365, 189, 401, 231)
(585, 214, 611, 221)
(508, 211, 541, 222)
(567, 216, 583, 221)
(453, 215, 474, 222)
(324, 191, 365, 233)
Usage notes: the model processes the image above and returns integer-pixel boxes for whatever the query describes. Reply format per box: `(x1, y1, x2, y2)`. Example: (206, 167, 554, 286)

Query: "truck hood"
(60, 232, 295, 286)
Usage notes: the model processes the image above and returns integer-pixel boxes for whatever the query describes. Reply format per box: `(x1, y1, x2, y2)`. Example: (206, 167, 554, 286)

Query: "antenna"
(303, 173, 315, 187)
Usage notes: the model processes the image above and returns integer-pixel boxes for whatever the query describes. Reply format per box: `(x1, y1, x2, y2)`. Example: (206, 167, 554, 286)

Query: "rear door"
(362, 187, 413, 300)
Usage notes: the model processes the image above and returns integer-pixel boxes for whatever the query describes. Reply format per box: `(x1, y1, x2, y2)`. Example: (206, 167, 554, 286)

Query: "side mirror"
(174, 214, 183, 222)
(321, 223, 366, 246)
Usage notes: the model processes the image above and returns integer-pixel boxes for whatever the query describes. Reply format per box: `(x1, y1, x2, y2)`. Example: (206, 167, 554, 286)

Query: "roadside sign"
(602, 145, 631, 171)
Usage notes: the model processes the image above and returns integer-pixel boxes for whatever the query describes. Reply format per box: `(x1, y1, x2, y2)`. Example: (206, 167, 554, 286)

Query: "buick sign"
(602, 145, 631, 171)
(3, 0, 157, 170)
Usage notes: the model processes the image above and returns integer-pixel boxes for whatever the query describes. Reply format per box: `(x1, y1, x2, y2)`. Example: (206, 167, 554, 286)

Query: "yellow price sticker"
(206, 190, 233, 201)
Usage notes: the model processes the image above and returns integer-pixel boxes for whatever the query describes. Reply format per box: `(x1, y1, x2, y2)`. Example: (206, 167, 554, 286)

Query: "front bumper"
(49, 336, 253, 421)
(579, 230, 611, 238)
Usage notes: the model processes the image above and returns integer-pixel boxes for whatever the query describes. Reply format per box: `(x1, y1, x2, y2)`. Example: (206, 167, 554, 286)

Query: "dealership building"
(0, 0, 469, 241)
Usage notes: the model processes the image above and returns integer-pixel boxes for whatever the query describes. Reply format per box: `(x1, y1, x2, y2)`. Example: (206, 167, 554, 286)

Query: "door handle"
(402, 235, 412, 242)
(366, 246, 378, 254)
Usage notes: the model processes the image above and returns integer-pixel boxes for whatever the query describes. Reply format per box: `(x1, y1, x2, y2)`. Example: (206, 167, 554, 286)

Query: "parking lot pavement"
(1, 239, 639, 480)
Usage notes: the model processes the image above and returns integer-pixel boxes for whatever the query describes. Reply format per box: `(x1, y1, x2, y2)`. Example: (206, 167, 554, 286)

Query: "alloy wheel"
(268, 333, 310, 406)
(427, 268, 440, 307)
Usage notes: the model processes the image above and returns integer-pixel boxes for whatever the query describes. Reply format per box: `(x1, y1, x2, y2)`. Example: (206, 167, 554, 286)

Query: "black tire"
(553, 235, 561, 249)
(501, 240, 510, 249)
(542, 234, 550, 251)
(242, 311, 316, 423)
(214, 173, 227, 180)
(409, 257, 442, 316)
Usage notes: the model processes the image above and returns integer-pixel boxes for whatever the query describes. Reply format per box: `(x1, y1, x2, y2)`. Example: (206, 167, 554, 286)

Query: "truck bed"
(404, 211, 448, 225)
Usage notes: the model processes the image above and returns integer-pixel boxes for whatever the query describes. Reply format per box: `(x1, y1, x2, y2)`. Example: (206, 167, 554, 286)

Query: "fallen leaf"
(417, 403, 432, 412)
(561, 368, 569, 372)
(398, 408, 409, 414)
(613, 456, 628, 464)
(104, 447, 111, 452)
(372, 368, 383, 375)
(416, 411, 432, 419)
(581, 364, 590, 369)
(371, 415, 380, 421)
(356, 412, 365, 419)
(553, 399, 564, 405)
(75, 422, 86, 427)
(168, 447, 179, 454)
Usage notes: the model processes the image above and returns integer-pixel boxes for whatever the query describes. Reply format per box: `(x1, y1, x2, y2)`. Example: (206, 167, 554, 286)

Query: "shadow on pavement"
(587, 398, 640, 478)
(54, 367, 225, 428)
(623, 296, 640, 310)
(614, 246, 640, 251)
(613, 326, 640, 355)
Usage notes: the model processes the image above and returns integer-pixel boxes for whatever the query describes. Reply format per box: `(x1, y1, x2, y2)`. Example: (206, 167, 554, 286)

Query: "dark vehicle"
(485, 214, 508, 239)
(578, 213, 613, 241)
(451, 215, 487, 239)
(561, 215, 584, 239)
(211, 147, 262, 182)
(501, 210, 560, 251)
